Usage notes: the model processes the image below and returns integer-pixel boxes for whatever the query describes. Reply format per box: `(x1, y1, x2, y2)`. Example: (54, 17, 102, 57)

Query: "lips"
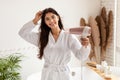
(49, 22, 56, 27)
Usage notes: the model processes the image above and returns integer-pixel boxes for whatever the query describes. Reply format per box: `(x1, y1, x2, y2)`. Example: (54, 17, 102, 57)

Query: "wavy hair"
(38, 8, 64, 59)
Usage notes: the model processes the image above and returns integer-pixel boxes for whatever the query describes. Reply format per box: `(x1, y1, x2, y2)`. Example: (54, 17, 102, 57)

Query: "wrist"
(32, 19, 38, 25)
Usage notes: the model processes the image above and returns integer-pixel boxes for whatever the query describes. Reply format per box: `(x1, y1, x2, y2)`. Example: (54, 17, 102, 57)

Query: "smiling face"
(44, 12, 59, 29)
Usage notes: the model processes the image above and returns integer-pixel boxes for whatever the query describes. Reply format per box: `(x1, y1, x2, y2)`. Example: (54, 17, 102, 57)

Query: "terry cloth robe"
(18, 21, 91, 80)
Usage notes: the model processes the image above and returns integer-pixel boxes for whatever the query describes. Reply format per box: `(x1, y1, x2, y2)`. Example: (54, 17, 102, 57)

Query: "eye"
(51, 15, 55, 19)
(45, 17, 50, 21)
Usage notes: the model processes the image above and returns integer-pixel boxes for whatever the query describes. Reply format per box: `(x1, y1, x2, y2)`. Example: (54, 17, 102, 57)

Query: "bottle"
(101, 61, 108, 73)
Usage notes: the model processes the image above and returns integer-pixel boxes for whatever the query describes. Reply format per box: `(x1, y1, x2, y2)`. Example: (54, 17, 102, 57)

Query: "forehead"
(45, 12, 57, 18)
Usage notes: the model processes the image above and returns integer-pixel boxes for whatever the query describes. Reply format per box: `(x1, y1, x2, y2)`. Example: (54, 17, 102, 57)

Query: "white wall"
(0, 0, 101, 80)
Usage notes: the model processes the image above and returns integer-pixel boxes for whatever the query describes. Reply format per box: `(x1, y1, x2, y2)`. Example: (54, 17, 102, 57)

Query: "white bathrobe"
(18, 21, 91, 80)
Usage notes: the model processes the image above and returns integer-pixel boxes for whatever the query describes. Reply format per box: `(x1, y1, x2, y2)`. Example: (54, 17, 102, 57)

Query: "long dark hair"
(38, 8, 64, 59)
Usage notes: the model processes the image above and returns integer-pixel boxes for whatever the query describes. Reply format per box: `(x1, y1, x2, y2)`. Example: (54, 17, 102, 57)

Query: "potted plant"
(0, 53, 22, 80)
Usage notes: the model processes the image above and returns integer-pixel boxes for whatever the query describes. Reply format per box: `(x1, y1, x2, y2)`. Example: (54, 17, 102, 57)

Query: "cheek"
(45, 21, 49, 26)
(45, 21, 51, 28)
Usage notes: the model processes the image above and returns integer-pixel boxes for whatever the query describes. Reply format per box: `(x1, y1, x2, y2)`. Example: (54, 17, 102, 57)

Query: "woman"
(19, 8, 91, 80)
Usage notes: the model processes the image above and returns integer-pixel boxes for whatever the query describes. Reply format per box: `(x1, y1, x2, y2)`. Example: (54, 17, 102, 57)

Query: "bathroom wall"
(101, 0, 116, 66)
(0, 0, 101, 80)
(116, 0, 120, 67)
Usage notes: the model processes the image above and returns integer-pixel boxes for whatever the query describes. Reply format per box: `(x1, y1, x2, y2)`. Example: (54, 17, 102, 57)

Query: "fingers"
(81, 41, 89, 46)
(81, 40, 89, 44)
(37, 11, 42, 15)
(33, 11, 43, 24)
(36, 11, 42, 17)
(81, 38, 89, 47)
(81, 37, 89, 41)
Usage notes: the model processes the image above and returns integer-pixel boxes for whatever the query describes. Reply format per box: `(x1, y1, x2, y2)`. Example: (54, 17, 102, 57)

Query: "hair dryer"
(69, 26, 91, 38)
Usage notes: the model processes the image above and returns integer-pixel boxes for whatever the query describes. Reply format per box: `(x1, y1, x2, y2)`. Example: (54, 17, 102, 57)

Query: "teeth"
(50, 23, 55, 26)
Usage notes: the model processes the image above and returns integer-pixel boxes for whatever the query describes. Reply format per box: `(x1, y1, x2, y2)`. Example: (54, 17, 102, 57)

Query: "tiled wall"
(116, 1, 120, 48)
(101, 0, 115, 66)
(116, 0, 120, 67)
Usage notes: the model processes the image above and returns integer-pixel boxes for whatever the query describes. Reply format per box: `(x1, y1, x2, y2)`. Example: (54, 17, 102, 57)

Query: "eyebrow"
(45, 14, 55, 19)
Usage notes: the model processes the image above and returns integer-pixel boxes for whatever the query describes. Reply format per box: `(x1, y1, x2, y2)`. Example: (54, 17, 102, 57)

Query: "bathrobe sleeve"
(18, 20, 39, 46)
(68, 34, 91, 61)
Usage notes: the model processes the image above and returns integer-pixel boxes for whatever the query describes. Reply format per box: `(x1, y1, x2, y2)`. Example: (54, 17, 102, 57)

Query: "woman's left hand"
(81, 37, 90, 47)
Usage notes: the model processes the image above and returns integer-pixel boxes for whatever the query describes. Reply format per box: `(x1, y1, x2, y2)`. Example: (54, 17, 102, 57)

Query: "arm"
(18, 11, 42, 46)
(68, 34, 91, 61)
(18, 21, 39, 46)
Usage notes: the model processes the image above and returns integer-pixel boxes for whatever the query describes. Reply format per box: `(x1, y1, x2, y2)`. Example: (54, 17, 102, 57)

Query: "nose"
(49, 19, 54, 23)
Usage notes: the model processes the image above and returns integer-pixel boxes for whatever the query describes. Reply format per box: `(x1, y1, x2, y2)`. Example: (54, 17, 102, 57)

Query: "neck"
(51, 27, 61, 36)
